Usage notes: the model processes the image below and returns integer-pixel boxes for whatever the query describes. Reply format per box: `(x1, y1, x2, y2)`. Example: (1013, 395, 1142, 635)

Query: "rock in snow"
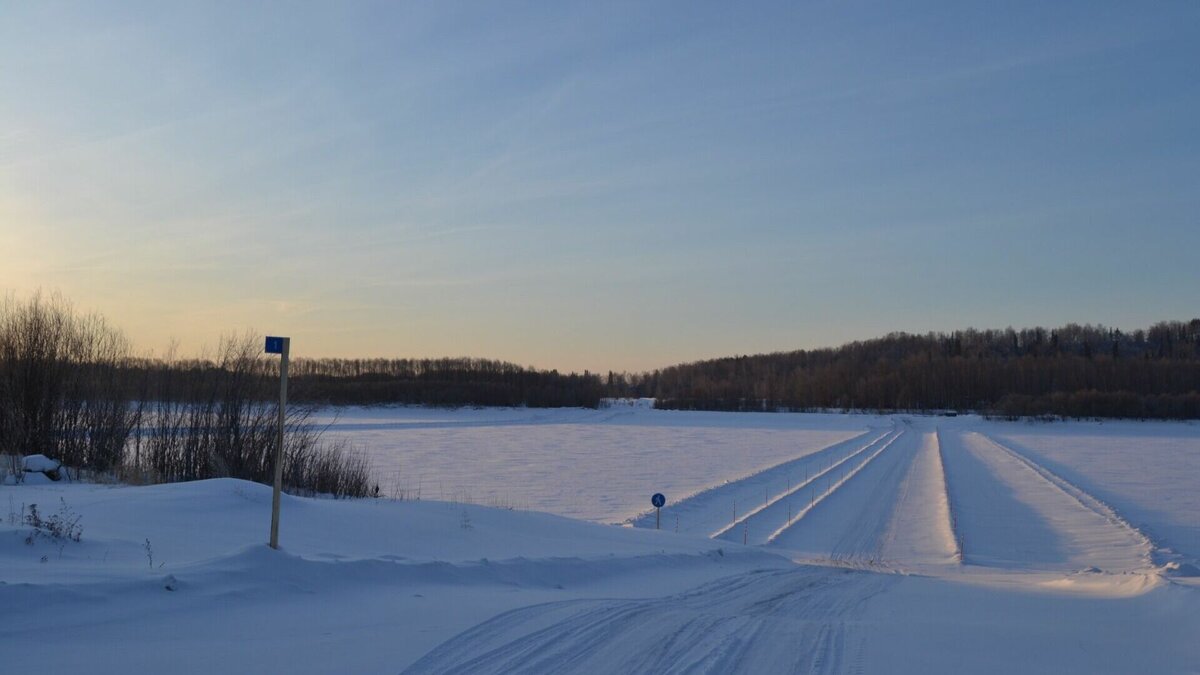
(22, 454, 62, 480)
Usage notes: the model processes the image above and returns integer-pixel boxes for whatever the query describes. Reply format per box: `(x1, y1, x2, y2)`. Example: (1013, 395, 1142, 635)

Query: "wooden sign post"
(265, 336, 290, 550)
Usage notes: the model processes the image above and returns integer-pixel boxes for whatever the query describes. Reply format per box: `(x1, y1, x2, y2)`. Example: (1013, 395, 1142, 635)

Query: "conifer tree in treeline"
(617, 321, 1200, 419)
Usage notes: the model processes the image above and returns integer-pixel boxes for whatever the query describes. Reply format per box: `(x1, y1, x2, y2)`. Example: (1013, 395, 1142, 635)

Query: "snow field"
(6, 409, 1200, 673)
(627, 427, 891, 537)
(317, 406, 872, 523)
(398, 412, 1200, 673)
(326, 407, 1189, 581)
(1, 479, 790, 674)
(319, 409, 1195, 582)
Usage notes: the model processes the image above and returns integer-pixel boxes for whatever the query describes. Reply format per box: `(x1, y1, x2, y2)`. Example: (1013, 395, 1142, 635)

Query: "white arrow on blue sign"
(651, 493, 666, 508)
(265, 336, 285, 354)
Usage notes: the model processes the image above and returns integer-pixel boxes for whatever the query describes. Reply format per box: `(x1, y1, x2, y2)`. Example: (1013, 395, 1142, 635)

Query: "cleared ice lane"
(768, 428, 918, 565)
(939, 430, 1152, 573)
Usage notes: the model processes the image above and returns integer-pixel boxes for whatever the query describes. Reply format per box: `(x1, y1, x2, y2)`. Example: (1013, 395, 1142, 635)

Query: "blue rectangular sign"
(265, 336, 285, 354)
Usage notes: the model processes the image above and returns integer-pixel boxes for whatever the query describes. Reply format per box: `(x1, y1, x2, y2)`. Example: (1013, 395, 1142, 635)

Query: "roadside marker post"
(651, 493, 666, 530)
(265, 336, 290, 550)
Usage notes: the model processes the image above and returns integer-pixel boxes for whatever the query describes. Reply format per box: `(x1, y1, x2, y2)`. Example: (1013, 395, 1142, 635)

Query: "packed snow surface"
(3, 408, 1200, 673)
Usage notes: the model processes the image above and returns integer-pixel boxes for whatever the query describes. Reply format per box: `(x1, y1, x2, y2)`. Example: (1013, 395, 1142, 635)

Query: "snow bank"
(22, 454, 61, 473)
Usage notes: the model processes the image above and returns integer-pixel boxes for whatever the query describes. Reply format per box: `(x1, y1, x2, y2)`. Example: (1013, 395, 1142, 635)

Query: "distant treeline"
(6, 289, 1200, 450)
(609, 322, 1200, 419)
(286, 358, 604, 407)
(116, 357, 604, 409)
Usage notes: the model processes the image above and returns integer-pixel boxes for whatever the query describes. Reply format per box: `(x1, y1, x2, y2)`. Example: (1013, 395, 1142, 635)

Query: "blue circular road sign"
(651, 493, 666, 508)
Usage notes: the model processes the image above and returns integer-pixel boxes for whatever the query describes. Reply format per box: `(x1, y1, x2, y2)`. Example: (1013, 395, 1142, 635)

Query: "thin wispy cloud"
(1, 1, 1197, 371)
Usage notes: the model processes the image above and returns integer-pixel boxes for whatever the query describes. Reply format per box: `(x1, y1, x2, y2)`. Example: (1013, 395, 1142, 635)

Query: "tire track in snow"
(403, 566, 895, 675)
(819, 430, 919, 564)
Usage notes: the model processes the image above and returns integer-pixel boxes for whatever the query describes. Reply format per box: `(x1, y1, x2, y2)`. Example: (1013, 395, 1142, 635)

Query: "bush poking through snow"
(282, 436, 377, 499)
(131, 333, 378, 498)
(22, 498, 82, 544)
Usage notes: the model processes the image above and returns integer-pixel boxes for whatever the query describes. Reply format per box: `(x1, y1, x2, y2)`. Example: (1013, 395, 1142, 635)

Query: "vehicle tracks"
(402, 566, 896, 675)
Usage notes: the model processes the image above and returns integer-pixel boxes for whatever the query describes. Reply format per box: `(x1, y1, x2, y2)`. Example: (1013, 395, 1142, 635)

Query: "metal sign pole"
(267, 336, 290, 550)
(650, 492, 666, 530)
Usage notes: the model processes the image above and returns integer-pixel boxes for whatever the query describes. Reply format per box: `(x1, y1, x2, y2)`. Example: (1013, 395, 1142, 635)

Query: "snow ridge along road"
(874, 429, 959, 568)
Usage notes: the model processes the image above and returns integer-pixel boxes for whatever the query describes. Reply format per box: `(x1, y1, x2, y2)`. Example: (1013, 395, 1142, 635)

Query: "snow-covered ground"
(3, 407, 1200, 673)
(314, 406, 875, 522)
(988, 419, 1200, 568)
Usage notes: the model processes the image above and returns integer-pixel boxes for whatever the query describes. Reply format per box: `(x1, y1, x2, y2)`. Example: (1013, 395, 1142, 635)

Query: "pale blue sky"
(2, 2, 1198, 372)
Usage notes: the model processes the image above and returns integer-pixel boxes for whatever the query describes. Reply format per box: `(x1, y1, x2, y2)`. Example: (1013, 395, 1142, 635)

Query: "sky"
(2, 1, 1198, 373)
